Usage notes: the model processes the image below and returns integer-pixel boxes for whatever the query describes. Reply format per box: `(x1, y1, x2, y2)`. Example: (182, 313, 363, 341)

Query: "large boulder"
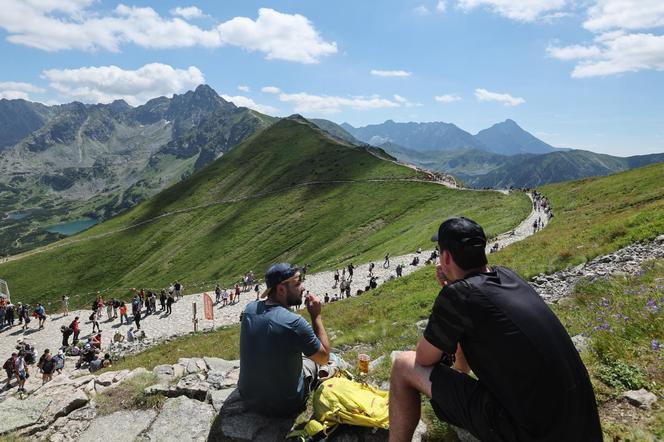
(142, 396, 214, 441)
(623, 389, 657, 410)
(207, 389, 294, 441)
(0, 397, 51, 435)
(153, 364, 176, 383)
(207, 388, 236, 412)
(175, 374, 211, 401)
(79, 409, 157, 442)
(204, 357, 240, 373)
(33, 405, 97, 442)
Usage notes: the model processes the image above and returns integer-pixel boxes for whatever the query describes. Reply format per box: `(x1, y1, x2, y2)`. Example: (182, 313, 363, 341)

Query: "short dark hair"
(435, 217, 488, 271)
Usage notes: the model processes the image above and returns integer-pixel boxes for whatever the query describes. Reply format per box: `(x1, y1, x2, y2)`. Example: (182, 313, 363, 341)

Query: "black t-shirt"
(424, 266, 601, 441)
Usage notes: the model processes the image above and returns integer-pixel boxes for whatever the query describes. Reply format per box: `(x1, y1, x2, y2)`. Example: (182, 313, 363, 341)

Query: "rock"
(571, 335, 590, 353)
(204, 357, 239, 373)
(43, 386, 89, 421)
(186, 358, 204, 374)
(623, 389, 657, 410)
(143, 396, 214, 441)
(144, 384, 173, 396)
(112, 369, 130, 383)
(412, 419, 427, 442)
(207, 389, 294, 441)
(175, 374, 211, 400)
(33, 405, 96, 442)
(72, 375, 96, 388)
(368, 356, 385, 372)
(0, 397, 51, 434)
(79, 409, 157, 442)
(124, 367, 149, 382)
(96, 370, 119, 386)
(153, 364, 175, 382)
(207, 388, 236, 412)
(206, 370, 228, 389)
(415, 319, 428, 334)
(655, 234, 664, 243)
(172, 363, 185, 379)
(83, 380, 96, 396)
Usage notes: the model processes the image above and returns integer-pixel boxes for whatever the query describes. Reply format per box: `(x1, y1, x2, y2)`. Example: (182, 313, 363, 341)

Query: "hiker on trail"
(254, 283, 260, 300)
(35, 303, 47, 329)
(339, 279, 347, 298)
(345, 283, 351, 299)
(324, 293, 330, 303)
(239, 263, 331, 417)
(368, 262, 375, 277)
(91, 333, 102, 349)
(20, 304, 30, 330)
(389, 217, 602, 441)
(106, 299, 113, 320)
(333, 269, 340, 288)
(90, 309, 101, 333)
(174, 281, 183, 300)
(235, 284, 241, 303)
(61, 324, 73, 347)
(3, 353, 16, 390)
(222, 288, 229, 307)
(215, 284, 222, 304)
(38, 349, 55, 384)
(5, 303, 14, 326)
(95, 295, 104, 319)
(302, 264, 309, 281)
(410, 256, 419, 266)
(132, 296, 142, 329)
(159, 290, 167, 311)
(62, 295, 69, 316)
(396, 264, 403, 277)
(53, 350, 65, 374)
(119, 302, 129, 324)
(347, 263, 354, 281)
(13, 351, 29, 392)
(166, 292, 174, 315)
(383, 253, 391, 268)
(70, 317, 80, 343)
(533, 219, 539, 234)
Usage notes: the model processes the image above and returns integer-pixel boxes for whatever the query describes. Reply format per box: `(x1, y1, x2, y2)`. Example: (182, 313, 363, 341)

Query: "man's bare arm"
(306, 295, 330, 365)
(415, 336, 443, 367)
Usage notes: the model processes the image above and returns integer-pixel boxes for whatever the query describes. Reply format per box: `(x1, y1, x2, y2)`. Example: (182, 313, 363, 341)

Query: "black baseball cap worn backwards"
(261, 263, 300, 298)
(431, 217, 487, 249)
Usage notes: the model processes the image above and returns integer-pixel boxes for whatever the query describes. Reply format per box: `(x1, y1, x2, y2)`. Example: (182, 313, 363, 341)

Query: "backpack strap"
(287, 419, 338, 440)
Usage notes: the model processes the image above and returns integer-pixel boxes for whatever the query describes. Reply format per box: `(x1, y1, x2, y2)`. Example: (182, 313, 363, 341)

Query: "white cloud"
(0, 81, 46, 101)
(474, 88, 525, 106)
(567, 32, 664, 77)
(546, 44, 602, 60)
(436, 1, 447, 13)
(393, 94, 421, 107)
(0, 90, 29, 100)
(0, 4, 336, 63)
(278, 92, 400, 114)
(435, 94, 461, 102)
(170, 6, 205, 20)
(216, 8, 337, 64)
(584, 0, 664, 32)
(237, 85, 250, 92)
(370, 69, 412, 77)
(42, 63, 205, 106)
(221, 94, 278, 114)
(261, 86, 281, 94)
(413, 5, 430, 15)
(457, 0, 568, 22)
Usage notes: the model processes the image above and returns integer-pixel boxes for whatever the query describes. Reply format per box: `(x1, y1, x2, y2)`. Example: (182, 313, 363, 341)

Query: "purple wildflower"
(651, 340, 662, 351)
(646, 299, 659, 313)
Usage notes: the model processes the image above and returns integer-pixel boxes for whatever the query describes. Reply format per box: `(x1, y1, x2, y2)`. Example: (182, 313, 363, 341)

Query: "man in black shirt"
(389, 217, 601, 441)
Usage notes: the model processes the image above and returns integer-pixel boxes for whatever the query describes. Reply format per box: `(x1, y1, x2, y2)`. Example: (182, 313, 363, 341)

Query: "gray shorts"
(302, 358, 319, 393)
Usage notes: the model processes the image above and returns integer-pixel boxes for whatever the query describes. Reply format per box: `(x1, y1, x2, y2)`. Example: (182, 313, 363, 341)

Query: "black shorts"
(429, 363, 520, 442)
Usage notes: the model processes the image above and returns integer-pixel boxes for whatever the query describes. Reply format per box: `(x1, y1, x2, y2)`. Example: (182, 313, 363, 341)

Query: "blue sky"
(0, 0, 663, 156)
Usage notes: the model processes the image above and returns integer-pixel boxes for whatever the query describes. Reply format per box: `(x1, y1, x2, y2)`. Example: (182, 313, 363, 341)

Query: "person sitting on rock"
(239, 263, 331, 417)
(389, 217, 602, 442)
(88, 353, 111, 372)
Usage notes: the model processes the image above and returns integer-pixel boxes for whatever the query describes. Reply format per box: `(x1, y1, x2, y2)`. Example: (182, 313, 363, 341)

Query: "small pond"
(45, 218, 99, 236)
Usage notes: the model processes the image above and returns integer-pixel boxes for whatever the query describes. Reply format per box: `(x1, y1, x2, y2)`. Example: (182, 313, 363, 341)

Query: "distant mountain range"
(316, 119, 664, 188)
(341, 118, 567, 156)
(0, 85, 274, 254)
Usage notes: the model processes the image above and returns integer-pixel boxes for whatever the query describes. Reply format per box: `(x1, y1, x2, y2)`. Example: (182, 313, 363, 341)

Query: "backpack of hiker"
(287, 371, 389, 440)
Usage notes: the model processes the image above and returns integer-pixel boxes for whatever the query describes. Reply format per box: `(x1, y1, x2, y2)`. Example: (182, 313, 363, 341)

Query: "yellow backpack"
(288, 373, 390, 439)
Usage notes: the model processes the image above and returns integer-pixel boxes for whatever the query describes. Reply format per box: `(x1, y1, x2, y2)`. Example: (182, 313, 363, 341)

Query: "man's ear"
(443, 249, 452, 266)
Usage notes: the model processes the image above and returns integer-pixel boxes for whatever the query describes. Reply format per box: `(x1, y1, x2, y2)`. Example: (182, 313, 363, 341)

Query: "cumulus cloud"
(277, 92, 400, 114)
(261, 86, 281, 94)
(393, 94, 421, 107)
(584, 0, 664, 32)
(170, 6, 205, 20)
(41, 63, 205, 106)
(370, 69, 412, 77)
(457, 0, 567, 22)
(436, 1, 447, 13)
(435, 94, 461, 102)
(474, 88, 525, 106)
(216, 8, 337, 63)
(221, 94, 278, 114)
(413, 5, 430, 15)
(237, 85, 250, 92)
(0, 3, 336, 63)
(0, 81, 46, 100)
(546, 44, 602, 60)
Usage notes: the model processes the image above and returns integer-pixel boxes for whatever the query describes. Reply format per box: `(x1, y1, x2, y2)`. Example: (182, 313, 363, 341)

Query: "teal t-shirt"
(239, 301, 321, 416)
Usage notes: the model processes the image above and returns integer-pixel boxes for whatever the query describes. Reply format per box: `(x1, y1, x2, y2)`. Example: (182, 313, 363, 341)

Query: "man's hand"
(305, 294, 322, 319)
(435, 263, 450, 288)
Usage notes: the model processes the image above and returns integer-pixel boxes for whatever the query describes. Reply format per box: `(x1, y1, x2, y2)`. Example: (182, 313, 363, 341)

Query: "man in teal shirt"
(239, 263, 331, 416)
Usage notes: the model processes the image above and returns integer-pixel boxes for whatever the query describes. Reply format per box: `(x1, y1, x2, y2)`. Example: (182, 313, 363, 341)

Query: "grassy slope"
(107, 163, 664, 440)
(0, 117, 529, 309)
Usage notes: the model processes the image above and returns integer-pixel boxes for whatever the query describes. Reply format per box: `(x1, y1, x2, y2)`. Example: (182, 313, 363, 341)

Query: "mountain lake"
(45, 218, 99, 236)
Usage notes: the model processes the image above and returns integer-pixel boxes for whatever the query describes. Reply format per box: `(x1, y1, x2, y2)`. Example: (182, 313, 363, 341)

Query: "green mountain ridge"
(0, 116, 529, 306)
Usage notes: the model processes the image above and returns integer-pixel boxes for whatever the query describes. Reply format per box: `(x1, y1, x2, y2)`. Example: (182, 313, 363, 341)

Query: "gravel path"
(0, 193, 547, 358)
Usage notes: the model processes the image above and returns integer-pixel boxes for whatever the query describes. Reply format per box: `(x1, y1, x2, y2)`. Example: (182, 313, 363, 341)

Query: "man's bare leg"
(389, 351, 434, 442)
